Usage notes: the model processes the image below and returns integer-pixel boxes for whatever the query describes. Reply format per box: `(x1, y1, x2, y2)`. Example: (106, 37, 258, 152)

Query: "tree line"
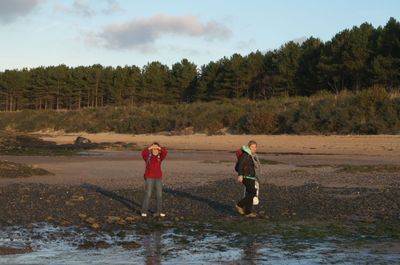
(0, 17, 399, 111)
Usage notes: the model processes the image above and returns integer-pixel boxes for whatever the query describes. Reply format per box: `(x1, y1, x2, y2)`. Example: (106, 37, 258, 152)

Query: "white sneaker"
(153, 213, 166, 217)
(141, 213, 147, 217)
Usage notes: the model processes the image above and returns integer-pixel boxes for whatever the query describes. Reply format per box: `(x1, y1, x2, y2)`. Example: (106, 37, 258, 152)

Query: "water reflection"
(142, 231, 162, 265)
(241, 238, 261, 264)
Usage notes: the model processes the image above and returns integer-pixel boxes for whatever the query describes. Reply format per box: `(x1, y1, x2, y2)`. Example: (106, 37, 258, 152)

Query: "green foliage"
(0, 89, 398, 135)
(241, 103, 279, 134)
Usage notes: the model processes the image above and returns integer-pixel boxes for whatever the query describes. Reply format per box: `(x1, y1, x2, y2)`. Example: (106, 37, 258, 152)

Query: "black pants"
(237, 178, 256, 215)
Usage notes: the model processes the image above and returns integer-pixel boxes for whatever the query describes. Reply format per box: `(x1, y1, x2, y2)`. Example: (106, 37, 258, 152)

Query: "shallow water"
(0, 223, 399, 264)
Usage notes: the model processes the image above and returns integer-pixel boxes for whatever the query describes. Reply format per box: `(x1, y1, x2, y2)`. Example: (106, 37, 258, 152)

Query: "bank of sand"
(37, 132, 400, 156)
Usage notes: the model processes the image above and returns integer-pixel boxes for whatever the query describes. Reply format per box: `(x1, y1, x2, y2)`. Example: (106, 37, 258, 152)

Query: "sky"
(0, 0, 399, 71)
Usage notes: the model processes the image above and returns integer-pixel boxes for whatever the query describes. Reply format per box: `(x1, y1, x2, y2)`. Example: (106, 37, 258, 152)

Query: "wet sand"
(0, 150, 399, 189)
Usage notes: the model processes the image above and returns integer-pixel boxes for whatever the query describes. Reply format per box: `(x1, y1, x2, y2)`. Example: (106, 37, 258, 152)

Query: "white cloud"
(291, 36, 308, 45)
(72, 0, 94, 17)
(101, 0, 121, 15)
(87, 14, 232, 51)
(0, 0, 43, 24)
(236, 38, 256, 50)
(54, 0, 121, 17)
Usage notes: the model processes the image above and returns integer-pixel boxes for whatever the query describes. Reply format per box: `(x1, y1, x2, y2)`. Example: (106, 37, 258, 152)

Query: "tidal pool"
(0, 222, 399, 264)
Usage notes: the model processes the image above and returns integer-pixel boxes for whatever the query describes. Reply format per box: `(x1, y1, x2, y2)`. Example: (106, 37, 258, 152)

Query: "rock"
(125, 216, 138, 222)
(116, 231, 126, 238)
(72, 195, 84, 201)
(0, 246, 33, 255)
(116, 219, 127, 225)
(74, 136, 91, 145)
(106, 216, 121, 224)
(65, 201, 74, 206)
(119, 241, 141, 250)
(162, 223, 174, 228)
(59, 220, 71, 226)
(78, 240, 110, 250)
(78, 213, 87, 219)
(91, 223, 101, 230)
(85, 217, 96, 224)
(46, 216, 54, 222)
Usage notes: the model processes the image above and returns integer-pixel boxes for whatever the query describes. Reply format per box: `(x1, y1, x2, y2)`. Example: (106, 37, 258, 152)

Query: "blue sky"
(0, 0, 399, 71)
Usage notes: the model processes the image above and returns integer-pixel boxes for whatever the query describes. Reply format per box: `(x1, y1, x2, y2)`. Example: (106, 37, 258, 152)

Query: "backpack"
(234, 148, 243, 172)
(147, 152, 161, 165)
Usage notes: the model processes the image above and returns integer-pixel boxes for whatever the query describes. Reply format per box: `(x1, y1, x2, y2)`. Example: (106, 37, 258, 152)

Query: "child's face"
(152, 148, 160, 156)
(249, 144, 257, 154)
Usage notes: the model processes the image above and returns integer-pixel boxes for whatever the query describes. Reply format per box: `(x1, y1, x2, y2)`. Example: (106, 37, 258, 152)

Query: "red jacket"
(142, 147, 167, 179)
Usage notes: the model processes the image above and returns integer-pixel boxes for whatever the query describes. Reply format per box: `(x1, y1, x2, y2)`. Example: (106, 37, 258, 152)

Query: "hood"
(242, 145, 252, 156)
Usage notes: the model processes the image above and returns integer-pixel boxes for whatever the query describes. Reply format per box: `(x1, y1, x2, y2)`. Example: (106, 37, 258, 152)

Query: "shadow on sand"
(81, 183, 144, 214)
(81, 183, 236, 217)
(163, 186, 236, 216)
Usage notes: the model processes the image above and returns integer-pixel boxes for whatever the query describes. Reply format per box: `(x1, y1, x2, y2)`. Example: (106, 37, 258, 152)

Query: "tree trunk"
(5, 94, 8, 111)
(56, 81, 60, 110)
(9, 95, 13, 112)
(87, 90, 90, 108)
(95, 79, 99, 108)
(78, 92, 81, 109)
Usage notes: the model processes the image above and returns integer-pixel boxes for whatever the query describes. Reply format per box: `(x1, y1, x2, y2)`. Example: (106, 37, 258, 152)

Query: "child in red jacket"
(141, 142, 168, 217)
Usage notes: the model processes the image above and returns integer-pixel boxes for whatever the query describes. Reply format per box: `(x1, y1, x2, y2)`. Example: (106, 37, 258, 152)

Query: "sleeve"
(142, 148, 150, 161)
(237, 153, 247, 176)
(160, 147, 167, 161)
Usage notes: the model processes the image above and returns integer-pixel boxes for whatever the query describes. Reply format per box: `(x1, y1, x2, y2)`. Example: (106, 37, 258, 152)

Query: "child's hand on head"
(149, 144, 161, 150)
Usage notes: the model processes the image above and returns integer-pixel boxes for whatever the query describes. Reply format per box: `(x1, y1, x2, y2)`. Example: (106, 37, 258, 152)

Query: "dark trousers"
(237, 178, 256, 214)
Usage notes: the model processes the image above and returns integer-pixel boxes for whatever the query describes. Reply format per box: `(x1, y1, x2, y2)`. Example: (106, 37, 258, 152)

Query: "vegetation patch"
(0, 131, 138, 155)
(298, 164, 333, 168)
(337, 164, 400, 173)
(0, 160, 52, 178)
(259, 159, 286, 165)
(202, 160, 231, 164)
(0, 88, 399, 135)
(297, 164, 400, 173)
